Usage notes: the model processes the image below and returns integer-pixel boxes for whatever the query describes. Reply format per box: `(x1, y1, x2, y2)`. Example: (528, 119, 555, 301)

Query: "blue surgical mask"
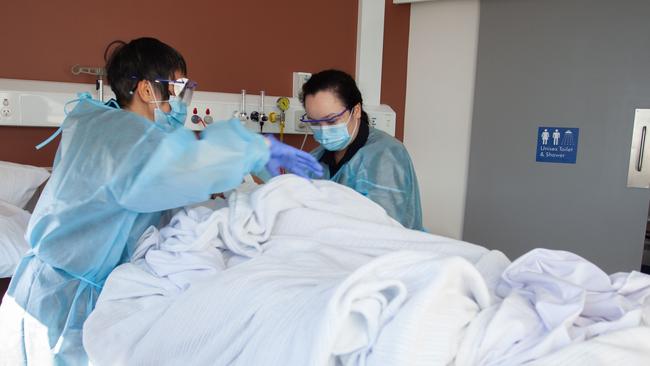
(150, 82, 188, 131)
(167, 96, 188, 127)
(154, 108, 177, 131)
(311, 111, 358, 151)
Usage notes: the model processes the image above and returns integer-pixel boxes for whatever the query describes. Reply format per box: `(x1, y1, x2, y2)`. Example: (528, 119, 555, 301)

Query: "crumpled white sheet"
(84, 175, 506, 366)
(457, 249, 650, 366)
(83, 175, 650, 366)
(524, 326, 650, 365)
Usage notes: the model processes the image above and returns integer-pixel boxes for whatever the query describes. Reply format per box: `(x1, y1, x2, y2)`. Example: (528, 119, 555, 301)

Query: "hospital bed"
(1, 163, 649, 365)
(82, 175, 650, 366)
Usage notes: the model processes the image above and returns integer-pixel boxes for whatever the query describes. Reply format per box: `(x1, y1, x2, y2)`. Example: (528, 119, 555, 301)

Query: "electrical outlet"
(293, 110, 311, 133)
(0, 96, 11, 121)
(369, 116, 378, 128)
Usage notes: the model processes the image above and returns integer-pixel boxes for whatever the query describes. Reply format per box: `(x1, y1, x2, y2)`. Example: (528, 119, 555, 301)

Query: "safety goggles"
(299, 108, 348, 124)
(131, 76, 198, 105)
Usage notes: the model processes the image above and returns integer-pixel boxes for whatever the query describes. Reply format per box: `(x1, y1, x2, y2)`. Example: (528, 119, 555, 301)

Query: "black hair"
(105, 37, 187, 107)
(300, 69, 369, 125)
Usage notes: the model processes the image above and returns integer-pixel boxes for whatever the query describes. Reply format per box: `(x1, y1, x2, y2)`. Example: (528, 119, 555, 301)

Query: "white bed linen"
(456, 249, 650, 365)
(83, 175, 650, 366)
(0, 200, 30, 277)
(84, 176, 505, 366)
(0, 161, 49, 209)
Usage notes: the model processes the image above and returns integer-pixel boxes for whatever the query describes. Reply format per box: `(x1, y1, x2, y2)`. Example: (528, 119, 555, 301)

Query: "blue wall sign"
(536, 127, 579, 164)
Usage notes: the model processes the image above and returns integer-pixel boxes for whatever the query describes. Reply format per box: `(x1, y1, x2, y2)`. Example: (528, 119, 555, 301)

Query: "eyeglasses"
(299, 108, 348, 124)
(130, 76, 198, 104)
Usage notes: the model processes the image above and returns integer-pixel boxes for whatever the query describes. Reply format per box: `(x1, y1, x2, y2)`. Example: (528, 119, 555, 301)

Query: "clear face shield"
(155, 77, 197, 105)
(130, 76, 198, 105)
(131, 76, 197, 129)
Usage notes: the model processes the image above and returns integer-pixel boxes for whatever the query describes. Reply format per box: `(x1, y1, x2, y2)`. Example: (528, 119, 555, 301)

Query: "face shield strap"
(145, 81, 166, 109)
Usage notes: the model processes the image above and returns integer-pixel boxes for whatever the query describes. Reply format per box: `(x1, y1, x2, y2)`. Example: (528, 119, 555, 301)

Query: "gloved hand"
(265, 135, 324, 178)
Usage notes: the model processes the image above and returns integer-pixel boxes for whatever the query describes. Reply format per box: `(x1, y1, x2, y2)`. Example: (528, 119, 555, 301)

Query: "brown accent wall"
(0, 0, 409, 166)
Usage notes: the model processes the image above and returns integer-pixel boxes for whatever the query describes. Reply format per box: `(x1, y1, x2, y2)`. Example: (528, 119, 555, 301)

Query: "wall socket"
(292, 72, 312, 99)
(293, 109, 311, 134)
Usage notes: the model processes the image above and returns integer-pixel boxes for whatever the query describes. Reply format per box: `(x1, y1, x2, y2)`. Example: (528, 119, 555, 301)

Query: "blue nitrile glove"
(265, 135, 324, 178)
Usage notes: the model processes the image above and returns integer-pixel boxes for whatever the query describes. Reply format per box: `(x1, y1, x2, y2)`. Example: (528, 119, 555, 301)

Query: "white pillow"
(0, 200, 31, 277)
(0, 161, 50, 209)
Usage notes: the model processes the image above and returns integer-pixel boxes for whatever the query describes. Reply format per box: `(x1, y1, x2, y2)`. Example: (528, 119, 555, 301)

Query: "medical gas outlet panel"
(0, 78, 397, 136)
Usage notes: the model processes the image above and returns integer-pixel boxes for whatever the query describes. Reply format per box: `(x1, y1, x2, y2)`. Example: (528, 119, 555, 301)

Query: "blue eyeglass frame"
(300, 108, 349, 124)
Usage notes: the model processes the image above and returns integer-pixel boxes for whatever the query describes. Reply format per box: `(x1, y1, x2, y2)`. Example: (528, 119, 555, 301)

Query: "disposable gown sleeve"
(109, 119, 270, 212)
(355, 147, 423, 230)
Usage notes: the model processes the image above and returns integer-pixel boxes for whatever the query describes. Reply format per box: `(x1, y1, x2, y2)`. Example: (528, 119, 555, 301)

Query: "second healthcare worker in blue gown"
(301, 69, 423, 231)
(0, 37, 322, 366)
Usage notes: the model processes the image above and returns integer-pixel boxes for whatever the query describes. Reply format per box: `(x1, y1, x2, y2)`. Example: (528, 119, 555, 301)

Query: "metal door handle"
(637, 126, 647, 172)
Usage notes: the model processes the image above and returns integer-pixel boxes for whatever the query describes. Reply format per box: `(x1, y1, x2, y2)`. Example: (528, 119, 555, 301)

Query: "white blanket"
(0, 200, 31, 277)
(83, 175, 650, 366)
(457, 249, 650, 365)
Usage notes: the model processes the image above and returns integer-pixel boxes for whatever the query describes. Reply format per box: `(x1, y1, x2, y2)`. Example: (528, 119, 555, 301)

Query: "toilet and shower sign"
(535, 127, 579, 164)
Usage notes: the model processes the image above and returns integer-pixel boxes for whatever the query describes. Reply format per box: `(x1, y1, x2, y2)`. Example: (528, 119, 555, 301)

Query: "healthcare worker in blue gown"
(0, 37, 323, 366)
(300, 70, 423, 231)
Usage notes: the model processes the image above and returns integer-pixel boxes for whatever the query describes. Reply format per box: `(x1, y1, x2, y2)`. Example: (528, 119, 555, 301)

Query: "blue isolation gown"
(0, 93, 269, 365)
(311, 127, 423, 231)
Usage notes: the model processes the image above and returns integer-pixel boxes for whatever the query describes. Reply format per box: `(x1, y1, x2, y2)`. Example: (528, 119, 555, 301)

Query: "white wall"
(403, 0, 480, 238)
